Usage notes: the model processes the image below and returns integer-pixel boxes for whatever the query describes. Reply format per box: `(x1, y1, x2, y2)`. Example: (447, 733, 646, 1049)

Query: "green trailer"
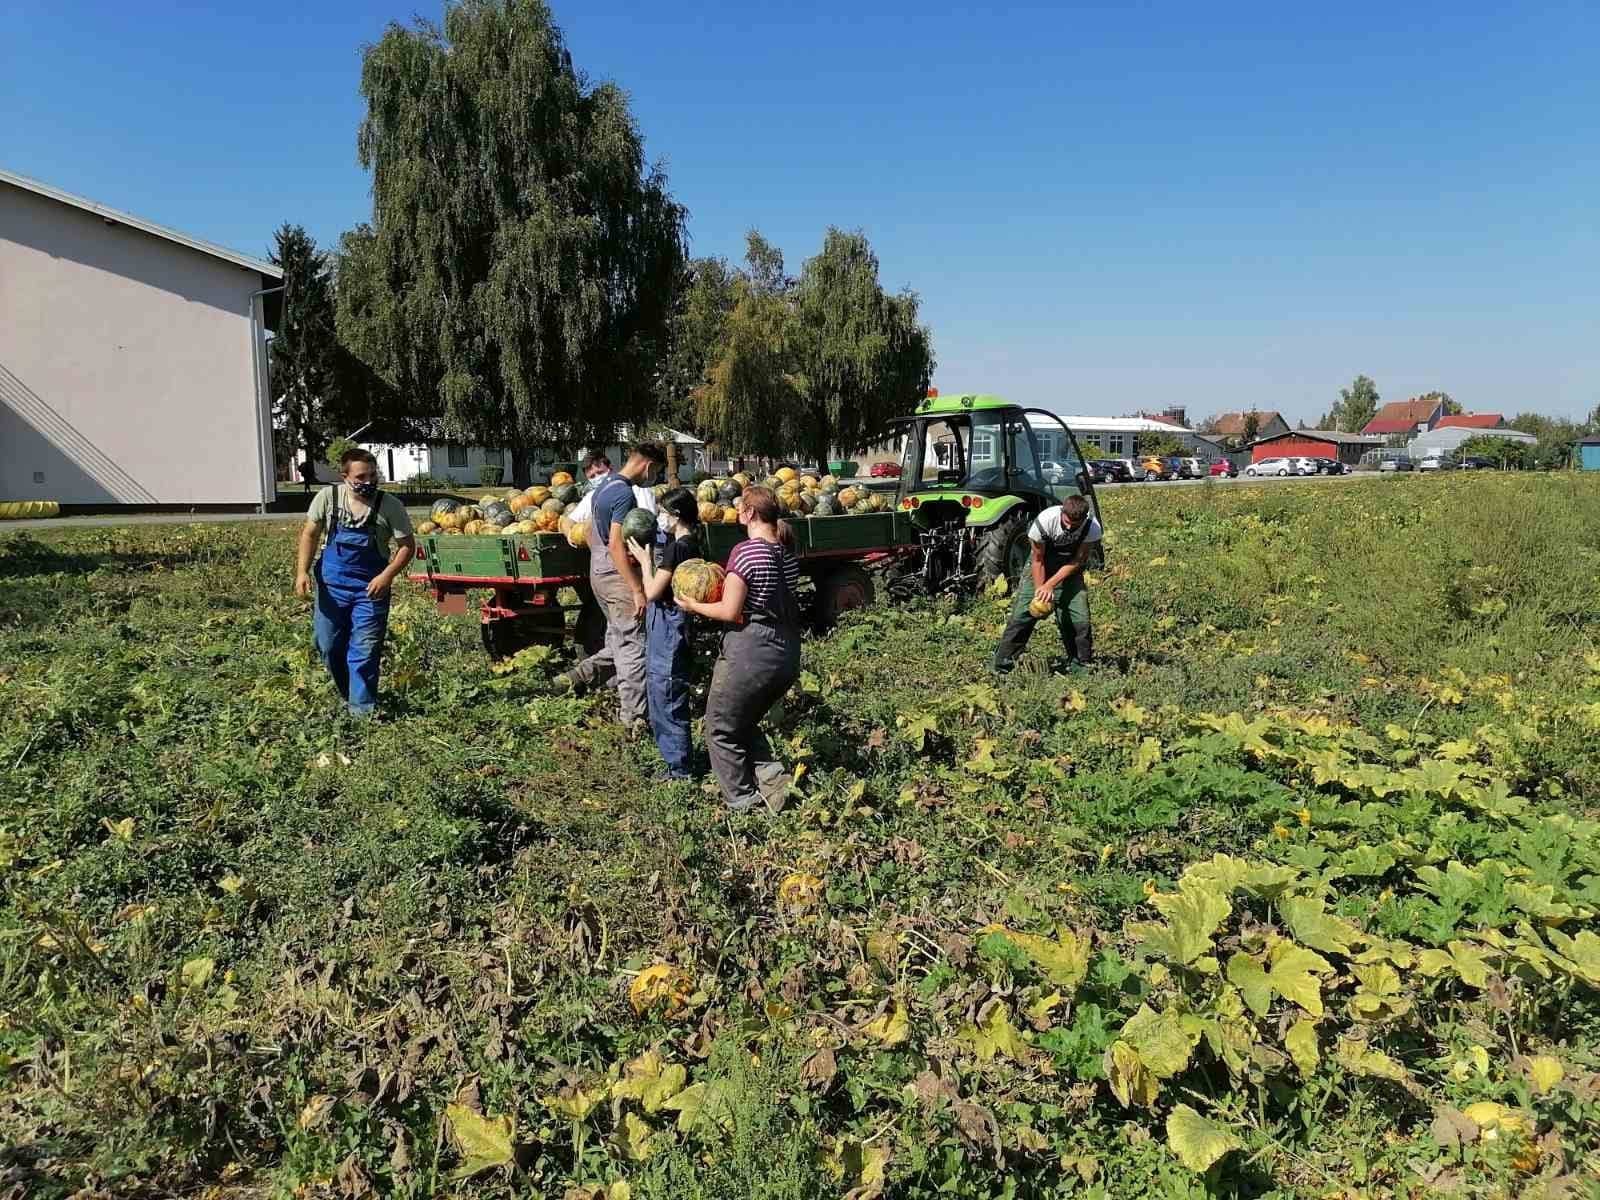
(411, 511, 922, 658)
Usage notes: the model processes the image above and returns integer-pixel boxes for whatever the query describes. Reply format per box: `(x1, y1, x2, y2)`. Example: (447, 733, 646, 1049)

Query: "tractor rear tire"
(815, 564, 875, 629)
(976, 509, 1031, 588)
(480, 610, 564, 660)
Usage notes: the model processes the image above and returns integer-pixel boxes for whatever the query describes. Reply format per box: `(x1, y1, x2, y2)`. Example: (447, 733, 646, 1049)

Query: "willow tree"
(336, 0, 686, 481)
(694, 230, 934, 465)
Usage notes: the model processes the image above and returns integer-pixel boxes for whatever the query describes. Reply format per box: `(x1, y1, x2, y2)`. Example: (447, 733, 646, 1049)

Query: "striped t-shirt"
(727, 538, 800, 624)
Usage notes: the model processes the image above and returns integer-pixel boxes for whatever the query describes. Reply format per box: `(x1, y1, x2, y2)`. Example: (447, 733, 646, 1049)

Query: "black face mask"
(351, 479, 379, 500)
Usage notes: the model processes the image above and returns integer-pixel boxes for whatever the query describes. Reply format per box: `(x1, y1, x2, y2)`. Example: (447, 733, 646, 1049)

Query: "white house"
(364, 428, 708, 487)
(1, 168, 281, 507)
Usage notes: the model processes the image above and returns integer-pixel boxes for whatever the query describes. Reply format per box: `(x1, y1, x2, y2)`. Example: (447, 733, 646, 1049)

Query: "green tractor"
(888, 392, 1104, 594)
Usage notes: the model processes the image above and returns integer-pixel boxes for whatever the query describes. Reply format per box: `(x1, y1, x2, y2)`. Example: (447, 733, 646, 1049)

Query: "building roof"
(1250, 428, 1383, 447)
(1361, 397, 1445, 435)
(1137, 412, 1189, 428)
(1206, 410, 1286, 436)
(1434, 413, 1504, 430)
(0, 166, 281, 280)
(1047, 414, 1195, 434)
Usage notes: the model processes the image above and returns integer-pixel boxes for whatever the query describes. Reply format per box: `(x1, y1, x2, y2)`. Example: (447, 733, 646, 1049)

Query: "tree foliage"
(691, 230, 934, 463)
(336, 0, 687, 470)
(1136, 433, 1185, 457)
(1322, 375, 1381, 434)
(1455, 434, 1534, 469)
(1417, 390, 1458, 416)
(270, 224, 409, 472)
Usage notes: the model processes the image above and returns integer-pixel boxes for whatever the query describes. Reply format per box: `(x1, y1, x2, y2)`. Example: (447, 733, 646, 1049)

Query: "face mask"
(351, 479, 379, 500)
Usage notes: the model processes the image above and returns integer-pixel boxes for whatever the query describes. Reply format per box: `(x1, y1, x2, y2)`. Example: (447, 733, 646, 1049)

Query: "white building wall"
(0, 182, 275, 505)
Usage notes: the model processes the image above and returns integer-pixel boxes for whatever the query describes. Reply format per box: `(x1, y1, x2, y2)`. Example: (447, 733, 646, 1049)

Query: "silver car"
(1245, 456, 1296, 477)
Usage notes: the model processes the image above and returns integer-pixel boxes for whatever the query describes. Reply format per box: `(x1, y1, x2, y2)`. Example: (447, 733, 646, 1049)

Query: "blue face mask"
(351, 479, 379, 500)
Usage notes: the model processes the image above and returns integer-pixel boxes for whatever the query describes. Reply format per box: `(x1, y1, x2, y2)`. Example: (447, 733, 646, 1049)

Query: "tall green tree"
(693, 230, 935, 465)
(270, 224, 410, 475)
(1333, 375, 1381, 433)
(336, 0, 687, 482)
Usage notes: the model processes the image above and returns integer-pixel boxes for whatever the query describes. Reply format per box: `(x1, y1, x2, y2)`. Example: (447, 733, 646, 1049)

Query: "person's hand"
(1036, 585, 1055, 609)
(631, 589, 646, 621)
(627, 539, 651, 565)
(366, 574, 393, 599)
(295, 572, 312, 598)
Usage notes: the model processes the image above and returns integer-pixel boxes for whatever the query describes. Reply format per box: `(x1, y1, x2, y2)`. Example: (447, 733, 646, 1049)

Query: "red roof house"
(1361, 397, 1449, 437)
(1209, 410, 1291, 440)
(1434, 413, 1505, 430)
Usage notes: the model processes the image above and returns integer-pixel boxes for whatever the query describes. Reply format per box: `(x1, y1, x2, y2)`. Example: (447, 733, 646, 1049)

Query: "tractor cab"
(887, 393, 1103, 590)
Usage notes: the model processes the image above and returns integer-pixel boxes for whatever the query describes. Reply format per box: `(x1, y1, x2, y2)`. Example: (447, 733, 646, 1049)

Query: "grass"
(2, 472, 1599, 1199)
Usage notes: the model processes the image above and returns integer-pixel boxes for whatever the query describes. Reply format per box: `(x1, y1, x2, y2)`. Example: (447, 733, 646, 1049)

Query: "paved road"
(2, 471, 1398, 532)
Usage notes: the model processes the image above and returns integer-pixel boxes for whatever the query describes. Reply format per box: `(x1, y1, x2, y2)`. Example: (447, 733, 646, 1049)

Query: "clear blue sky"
(5, 0, 1596, 423)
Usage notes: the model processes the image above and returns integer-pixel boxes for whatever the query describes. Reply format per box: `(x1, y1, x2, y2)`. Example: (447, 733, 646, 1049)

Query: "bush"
(400, 471, 452, 494)
(477, 464, 505, 487)
(323, 436, 357, 469)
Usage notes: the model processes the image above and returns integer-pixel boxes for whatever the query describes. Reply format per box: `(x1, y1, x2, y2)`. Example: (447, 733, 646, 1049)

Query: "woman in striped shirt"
(675, 486, 802, 813)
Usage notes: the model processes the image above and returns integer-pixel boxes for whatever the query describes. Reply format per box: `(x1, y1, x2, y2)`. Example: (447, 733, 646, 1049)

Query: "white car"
(1291, 457, 1322, 476)
(1245, 456, 1295, 477)
(1417, 455, 1447, 472)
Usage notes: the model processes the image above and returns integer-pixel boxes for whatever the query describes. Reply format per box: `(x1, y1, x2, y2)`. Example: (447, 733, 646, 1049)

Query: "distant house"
(1361, 397, 1449, 438)
(1245, 429, 1383, 467)
(1407, 425, 1535, 461)
(1433, 413, 1506, 431)
(1579, 438, 1600, 472)
(1209, 410, 1291, 442)
(366, 428, 708, 486)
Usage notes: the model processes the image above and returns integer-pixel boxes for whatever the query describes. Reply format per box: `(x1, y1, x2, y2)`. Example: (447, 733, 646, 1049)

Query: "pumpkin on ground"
(671, 559, 726, 604)
(621, 507, 658, 548)
(550, 470, 574, 488)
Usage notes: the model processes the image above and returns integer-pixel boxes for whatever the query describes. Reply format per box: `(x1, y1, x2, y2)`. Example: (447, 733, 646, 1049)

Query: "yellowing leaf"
(180, 956, 215, 989)
(860, 999, 910, 1048)
(1118, 1005, 1197, 1078)
(961, 1001, 1031, 1062)
(1277, 895, 1362, 957)
(777, 872, 824, 911)
(662, 1081, 732, 1134)
(1226, 953, 1271, 1018)
(1334, 1037, 1410, 1084)
(610, 1051, 688, 1113)
(1349, 962, 1411, 1021)
(1461, 1101, 1530, 1139)
(612, 1111, 660, 1161)
(1131, 737, 1162, 774)
(101, 816, 135, 842)
(1265, 942, 1334, 1017)
(1026, 990, 1065, 1026)
(1285, 1019, 1319, 1076)
(1525, 1055, 1564, 1095)
(1104, 1040, 1158, 1109)
(445, 1104, 515, 1179)
(1165, 1104, 1243, 1172)
(978, 925, 1091, 991)
(1110, 698, 1149, 726)
(629, 964, 692, 1017)
(1133, 883, 1231, 966)
(1062, 690, 1086, 713)
(542, 1085, 602, 1121)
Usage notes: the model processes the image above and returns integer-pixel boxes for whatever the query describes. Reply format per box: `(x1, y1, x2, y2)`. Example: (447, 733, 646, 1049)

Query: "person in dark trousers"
(572, 453, 615, 655)
(627, 486, 701, 780)
(676, 486, 802, 813)
(992, 493, 1100, 674)
(559, 443, 666, 731)
(294, 448, 415, 716)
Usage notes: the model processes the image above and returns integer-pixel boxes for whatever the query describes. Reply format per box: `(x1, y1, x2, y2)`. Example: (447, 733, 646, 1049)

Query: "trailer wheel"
(480, 611, 564, 660)
(815, 565, 875, 629)
(976, 508, 1031, 587)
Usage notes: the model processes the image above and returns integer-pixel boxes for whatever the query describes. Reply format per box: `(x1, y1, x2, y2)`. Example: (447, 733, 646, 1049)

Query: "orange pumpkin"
(671, 559, 726, 604)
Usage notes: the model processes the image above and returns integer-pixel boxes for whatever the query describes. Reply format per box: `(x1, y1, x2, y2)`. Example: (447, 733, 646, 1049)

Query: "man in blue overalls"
(294, 448, 415, 716)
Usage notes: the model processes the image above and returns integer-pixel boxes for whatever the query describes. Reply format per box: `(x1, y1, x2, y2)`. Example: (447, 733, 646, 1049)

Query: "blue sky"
(4, 0, 1596, 422)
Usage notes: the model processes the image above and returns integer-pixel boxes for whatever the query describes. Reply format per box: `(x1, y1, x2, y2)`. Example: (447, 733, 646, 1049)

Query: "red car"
(1209, 460, 1239, 478)
(869, 462, 902, 478)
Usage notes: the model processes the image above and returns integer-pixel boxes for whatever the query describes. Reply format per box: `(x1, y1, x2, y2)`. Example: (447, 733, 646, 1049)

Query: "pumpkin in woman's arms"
(671, 559, 726, 604)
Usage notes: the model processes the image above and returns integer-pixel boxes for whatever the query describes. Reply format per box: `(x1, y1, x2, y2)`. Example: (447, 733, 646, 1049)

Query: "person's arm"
(1030, 539, 1047, 589)
(678, 572, 747, 625)
(366, 536, 415, 598)
(629, 540, 675, 602)
(295, 520, 320, 596)
(608, 514, 646, 617)
(1042, 538, 1091, 593)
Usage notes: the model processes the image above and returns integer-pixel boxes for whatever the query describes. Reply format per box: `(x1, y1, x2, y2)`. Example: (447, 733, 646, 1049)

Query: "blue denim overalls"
(645, 531, 693, 777)
(312, 486, 390, 716)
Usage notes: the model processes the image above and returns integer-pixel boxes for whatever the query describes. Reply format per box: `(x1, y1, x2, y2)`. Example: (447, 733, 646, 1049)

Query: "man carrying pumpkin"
(992, 493, 1099, 674)
(557, 443, 667, 731)
(294, 448, 415, 716)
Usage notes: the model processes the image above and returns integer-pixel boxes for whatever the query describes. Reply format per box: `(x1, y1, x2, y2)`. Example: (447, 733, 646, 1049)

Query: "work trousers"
(646, 603, 693, 777)
(313, 579, 389, 715)
(570, 569, 648, 724)
(993, 569, 1092, 671)
(705, 621, 800, 810)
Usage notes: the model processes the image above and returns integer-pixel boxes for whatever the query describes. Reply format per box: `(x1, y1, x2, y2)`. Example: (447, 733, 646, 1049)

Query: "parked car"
(1245, 456, 1296, 477)
(1181, 457, 1207, 478)
(1090, 458, 1136, 484)
(868, 461, 902, 478)
(1457, 456, 1493, 470)
(1417, 455, 1447, 472)
(1118, 458, 1151, 481)
(1040, 460, 1070, 484)
(1164, 456, 1195, 479)
(1287, 457, 1320, 476)
(1318, 459, 1348, 475)
(1209, 459, 1238, 478)
(1378, 456, 1415, 472)
(1140, 455, 1172, 480)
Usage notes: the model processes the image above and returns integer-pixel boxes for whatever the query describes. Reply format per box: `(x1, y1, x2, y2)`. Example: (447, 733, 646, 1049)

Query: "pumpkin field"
(3, 472, 1600, 1200)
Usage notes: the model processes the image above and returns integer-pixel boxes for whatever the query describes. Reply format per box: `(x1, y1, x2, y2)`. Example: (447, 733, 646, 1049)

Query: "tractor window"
(1049, 436, 1088, 503)
(917, 419, 967, 483)
(1004, 416, 1045, 491)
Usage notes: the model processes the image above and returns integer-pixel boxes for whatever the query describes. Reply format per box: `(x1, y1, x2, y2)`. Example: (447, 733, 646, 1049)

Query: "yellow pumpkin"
(775, 466, 797, 484)
(698, 500, 721, 524)
(721, 507, 739, 524)
(549, 471, 574, 488)
(416, 520, 439, 535)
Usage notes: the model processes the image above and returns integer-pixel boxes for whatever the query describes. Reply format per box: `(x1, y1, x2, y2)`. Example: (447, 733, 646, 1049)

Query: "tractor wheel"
(815, 564, 875, 629)
(976, 508, 1031, 588)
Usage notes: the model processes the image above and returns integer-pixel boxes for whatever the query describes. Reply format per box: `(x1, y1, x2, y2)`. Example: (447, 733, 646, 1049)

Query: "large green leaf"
(979, 925, 1091, 991)
(1226, 952, 1271, 1018)
(1278, 895, 1362, 957)
(1165, 1104, 1243, 1172)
